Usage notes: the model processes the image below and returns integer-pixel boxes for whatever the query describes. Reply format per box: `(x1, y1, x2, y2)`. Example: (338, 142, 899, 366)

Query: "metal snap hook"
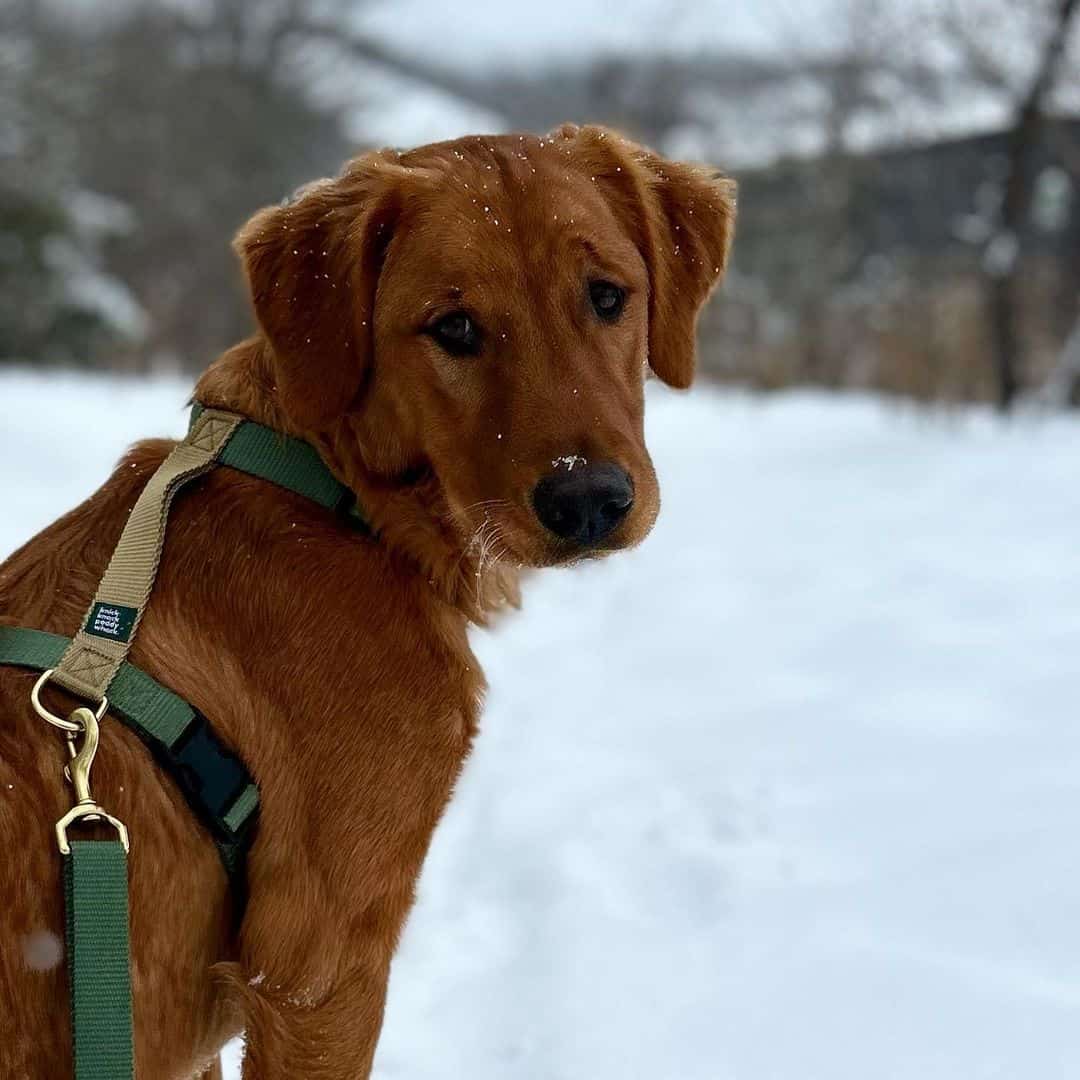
(50, 705, 129, 855)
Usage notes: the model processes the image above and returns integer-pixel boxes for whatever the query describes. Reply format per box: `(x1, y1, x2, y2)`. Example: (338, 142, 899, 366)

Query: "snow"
(2, 370, 1079, 1078)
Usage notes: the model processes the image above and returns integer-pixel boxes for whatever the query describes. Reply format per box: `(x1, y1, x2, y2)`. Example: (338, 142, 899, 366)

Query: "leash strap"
(65, 841, 133, 1080)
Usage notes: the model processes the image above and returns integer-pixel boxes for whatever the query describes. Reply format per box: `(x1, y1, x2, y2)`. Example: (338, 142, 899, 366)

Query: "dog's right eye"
(429, 312, 480, 356)
(589, 280, 626, 322)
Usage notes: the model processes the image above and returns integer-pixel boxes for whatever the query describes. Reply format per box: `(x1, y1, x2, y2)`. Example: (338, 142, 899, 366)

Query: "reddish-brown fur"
(0, 126, 734, 1078)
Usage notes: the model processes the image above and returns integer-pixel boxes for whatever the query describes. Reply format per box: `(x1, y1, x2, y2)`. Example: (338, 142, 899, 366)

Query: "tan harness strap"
(52, 408, 242, 703)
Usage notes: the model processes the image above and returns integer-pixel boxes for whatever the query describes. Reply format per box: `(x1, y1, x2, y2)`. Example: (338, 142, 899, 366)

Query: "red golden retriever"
(0, 125, 735, 1078)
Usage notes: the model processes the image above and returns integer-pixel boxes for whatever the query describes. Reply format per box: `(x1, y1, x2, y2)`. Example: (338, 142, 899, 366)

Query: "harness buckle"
(53, 707, 129, 855)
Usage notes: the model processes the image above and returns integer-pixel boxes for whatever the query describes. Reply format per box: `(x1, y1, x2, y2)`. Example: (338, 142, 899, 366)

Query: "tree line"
(1, 0, 1077, 408)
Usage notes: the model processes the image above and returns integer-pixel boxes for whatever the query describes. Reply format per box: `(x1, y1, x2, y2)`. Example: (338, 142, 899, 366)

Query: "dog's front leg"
(223, 963, 390, 1080)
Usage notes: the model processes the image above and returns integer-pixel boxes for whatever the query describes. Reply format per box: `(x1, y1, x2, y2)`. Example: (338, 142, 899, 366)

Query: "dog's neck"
(194, 338, 519, 625)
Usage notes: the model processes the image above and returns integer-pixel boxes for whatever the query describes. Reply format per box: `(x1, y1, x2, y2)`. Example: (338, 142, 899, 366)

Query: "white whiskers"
(454, 498, 515, 607)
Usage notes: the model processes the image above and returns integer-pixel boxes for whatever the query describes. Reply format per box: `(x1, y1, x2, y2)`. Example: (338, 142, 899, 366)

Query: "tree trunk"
(986, 0, 1078, 410)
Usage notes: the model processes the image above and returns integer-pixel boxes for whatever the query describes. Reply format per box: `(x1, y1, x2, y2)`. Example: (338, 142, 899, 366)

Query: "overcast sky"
(62, 0, 1080, 157)
(358, 0, 815, 67)
(343, 0, 836, 147)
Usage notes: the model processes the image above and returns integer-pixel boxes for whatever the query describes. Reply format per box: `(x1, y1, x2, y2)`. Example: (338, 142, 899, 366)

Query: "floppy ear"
(554, 124, 737, 389)
(233, 155, 405, 429)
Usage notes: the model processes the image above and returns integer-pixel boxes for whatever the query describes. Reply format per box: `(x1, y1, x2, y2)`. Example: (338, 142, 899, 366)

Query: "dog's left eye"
(429, 311, 480, 356)
(589, 280, 626, 322)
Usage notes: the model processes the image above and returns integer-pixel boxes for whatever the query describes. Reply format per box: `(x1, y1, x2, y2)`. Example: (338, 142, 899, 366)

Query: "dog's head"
(233, 125, 735, 569)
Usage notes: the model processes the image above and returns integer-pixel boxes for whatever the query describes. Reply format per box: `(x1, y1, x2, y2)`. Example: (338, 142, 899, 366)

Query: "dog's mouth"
(476, 509, 645, 573)
(457, 504, 637, 571)
(448, 456, 655, 571)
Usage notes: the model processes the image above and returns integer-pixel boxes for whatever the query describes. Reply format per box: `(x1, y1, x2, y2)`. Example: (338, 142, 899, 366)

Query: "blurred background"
(2, 2, 1080, 1078)
(2, 0, 1079, 407)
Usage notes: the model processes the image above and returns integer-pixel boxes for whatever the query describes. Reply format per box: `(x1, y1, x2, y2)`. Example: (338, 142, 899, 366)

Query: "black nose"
(532, 461, 634, 546)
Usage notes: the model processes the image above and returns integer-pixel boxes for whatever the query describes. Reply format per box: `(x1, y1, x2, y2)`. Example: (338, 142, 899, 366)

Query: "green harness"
(1, 404, 367, 1079)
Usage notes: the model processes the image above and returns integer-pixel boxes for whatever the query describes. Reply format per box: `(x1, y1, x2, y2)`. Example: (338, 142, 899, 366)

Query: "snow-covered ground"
(2, 371, 1078, 1079)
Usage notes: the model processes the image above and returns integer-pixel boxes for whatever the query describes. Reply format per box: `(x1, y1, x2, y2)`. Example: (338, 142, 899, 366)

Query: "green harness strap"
(6, 403, 367, 1080)
(0, 625, 260, 865)
(189, 403, 369, 526)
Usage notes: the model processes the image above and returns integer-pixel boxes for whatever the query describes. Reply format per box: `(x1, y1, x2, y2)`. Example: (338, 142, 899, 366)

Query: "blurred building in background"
(1, 0, 1078, 407)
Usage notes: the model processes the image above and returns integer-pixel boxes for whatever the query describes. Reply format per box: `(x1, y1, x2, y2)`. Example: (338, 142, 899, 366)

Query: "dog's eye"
(589, 280, 626, 322)
(429, 311, 480, 356)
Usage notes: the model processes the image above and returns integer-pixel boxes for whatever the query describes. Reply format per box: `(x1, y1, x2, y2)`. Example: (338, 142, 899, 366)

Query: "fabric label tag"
(85, 602, 138, 643)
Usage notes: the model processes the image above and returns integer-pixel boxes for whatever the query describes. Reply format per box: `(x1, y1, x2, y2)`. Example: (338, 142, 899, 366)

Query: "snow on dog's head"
(230, 126, 735, 570)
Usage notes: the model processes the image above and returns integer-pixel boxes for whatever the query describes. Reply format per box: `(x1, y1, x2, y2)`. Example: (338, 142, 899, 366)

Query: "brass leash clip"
(55, 706, 130, 855)
(30, 669, 129, 852)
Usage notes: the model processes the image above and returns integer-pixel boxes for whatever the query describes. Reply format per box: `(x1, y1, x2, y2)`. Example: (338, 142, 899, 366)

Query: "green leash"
(65, 842, 134, 1079)
(39, 699, 134, 1080)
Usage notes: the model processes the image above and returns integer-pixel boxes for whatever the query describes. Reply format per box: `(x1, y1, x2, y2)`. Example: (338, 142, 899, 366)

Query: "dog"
(0, 124, 735, 1078)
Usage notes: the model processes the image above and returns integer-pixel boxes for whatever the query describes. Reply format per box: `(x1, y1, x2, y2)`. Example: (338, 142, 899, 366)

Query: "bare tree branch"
(279, 19, 510, 118)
